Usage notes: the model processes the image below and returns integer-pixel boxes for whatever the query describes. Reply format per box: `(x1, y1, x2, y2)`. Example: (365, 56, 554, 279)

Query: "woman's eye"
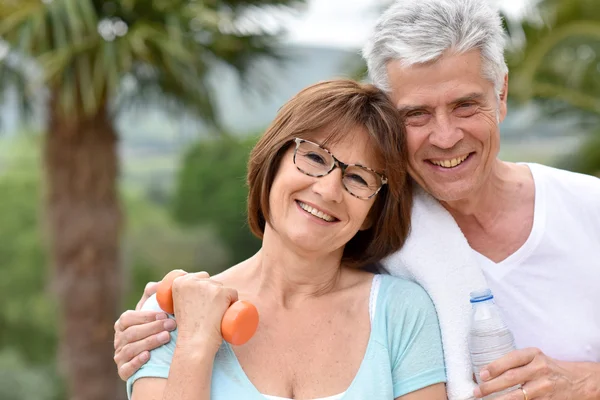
(306, 152, 326, 164)
(346, 173, 368, 187)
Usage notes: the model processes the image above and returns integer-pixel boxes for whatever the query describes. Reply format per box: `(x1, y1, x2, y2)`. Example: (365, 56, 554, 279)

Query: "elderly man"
(113, 0, 600, 399)
(361, 1, 600, 399)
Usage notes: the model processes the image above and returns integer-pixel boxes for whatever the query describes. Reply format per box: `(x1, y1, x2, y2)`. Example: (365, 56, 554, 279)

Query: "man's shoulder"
(528, 162, 600, 193)
(528, 163, 600, 215)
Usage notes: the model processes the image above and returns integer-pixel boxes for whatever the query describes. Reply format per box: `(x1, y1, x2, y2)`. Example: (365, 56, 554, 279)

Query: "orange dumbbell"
(156, 270, 259, 346)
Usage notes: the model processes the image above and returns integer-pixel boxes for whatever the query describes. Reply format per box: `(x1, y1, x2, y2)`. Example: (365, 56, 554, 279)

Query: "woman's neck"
(244, 227, 347, 309)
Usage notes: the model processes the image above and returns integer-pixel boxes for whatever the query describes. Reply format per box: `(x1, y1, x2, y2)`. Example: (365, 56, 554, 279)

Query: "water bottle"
(468, 289, 520, 399)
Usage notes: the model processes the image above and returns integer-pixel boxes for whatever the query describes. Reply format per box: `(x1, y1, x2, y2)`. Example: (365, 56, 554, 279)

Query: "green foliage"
(556, 131, 600, 177)
(0, 349, 62, 400)
(172, 135, 261, 266)
(507, 0, 600, 115)
(0, 137, 65, 399)
(123, 190, 230, 304)
(0, 137, 57, 364)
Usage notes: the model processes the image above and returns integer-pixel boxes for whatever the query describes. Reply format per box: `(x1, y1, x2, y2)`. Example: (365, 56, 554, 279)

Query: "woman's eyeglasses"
(292, 138, 387, 200)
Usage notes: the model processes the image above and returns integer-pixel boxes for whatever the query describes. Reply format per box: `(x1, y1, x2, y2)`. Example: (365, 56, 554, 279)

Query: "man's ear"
(498, 74, 509, 123)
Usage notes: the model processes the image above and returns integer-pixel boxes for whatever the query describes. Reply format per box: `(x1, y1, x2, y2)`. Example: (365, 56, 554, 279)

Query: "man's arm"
(474, 348, 600, 399)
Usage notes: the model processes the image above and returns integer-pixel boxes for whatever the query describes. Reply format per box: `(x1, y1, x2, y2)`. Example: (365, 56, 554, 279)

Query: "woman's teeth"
(297, 201, 335, 222)
(430, 154, 469, 168)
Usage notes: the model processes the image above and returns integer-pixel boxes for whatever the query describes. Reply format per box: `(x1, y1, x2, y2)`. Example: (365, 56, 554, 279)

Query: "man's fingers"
(117, 351, 150, 381)
(477, 364, 530, 397)
(481, 348, 540, 381)
(116, 310, 166, 332)
(115, 318, 176, 351)
(135, 282, 159, 311)
(115, 330, 173, 379)
(491, 380, 546, 400)
(118, 331, 171, 363)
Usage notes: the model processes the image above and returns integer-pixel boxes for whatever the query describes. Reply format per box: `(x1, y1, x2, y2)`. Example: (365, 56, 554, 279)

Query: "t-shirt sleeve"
(126, 294, 177, 399)
(383, 277, 447, 398)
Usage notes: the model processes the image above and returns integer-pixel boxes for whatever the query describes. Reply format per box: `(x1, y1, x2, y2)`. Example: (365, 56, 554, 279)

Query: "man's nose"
(311, 167, 344, 203)
(429, 114, 464, 149)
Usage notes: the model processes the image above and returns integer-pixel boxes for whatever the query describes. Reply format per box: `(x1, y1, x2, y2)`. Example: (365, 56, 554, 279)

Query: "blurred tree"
(507, 0, 600, 116)
(556, 129, 600, 176)
(0, 0, 303, 399)
(173, 135, 261, 266)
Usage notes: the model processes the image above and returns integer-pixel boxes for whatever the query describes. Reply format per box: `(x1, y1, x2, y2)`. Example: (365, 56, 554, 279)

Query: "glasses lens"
(343, 166, 383, 198)
(295, 140, 334, 176)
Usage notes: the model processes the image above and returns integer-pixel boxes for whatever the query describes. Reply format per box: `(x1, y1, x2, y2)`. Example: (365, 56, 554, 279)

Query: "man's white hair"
(362, 0, 508, 96)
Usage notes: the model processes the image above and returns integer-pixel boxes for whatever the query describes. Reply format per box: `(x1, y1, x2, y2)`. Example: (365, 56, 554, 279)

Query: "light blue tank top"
(127, 274, 446, 399)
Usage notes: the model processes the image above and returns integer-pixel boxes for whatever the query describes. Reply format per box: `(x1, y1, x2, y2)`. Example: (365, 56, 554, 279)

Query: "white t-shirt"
(473, 163, 600, 362)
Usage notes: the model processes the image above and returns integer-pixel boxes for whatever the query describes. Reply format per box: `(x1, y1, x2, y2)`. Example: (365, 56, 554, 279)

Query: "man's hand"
(135, 281, 159, 311)
(474, 347, 600, 399)
(113, 282, 178, 381)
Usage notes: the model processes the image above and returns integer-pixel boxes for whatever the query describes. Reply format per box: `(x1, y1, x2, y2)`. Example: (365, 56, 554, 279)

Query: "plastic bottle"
(468, 289, 520, 399)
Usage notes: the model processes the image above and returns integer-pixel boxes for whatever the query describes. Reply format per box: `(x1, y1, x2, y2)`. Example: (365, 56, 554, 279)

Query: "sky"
(281, 0, 531, 49)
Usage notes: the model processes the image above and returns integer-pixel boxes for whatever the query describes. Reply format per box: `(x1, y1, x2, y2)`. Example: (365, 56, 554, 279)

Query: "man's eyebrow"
(396, 104, 429, 115)
(396, 92, 486, 114)
(451, 92, 486, 105)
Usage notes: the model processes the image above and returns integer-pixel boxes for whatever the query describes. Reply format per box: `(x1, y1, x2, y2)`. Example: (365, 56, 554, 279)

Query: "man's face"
(386, 50, 508, 202)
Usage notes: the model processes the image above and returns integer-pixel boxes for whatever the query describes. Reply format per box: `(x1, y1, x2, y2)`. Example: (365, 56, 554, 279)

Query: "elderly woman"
(124, 80, 447, 400)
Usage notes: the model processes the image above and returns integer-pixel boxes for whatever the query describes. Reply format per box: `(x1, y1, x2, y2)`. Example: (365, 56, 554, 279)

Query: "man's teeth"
(298, 202, 335, 222)
(430, 154, 469, 168)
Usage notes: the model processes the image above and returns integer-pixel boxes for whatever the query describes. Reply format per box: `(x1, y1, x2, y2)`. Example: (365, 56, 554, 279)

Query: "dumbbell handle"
(155, 270, 259, 346)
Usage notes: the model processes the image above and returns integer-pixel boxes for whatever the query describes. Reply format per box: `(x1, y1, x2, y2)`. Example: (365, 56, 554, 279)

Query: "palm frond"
(0, 0, 306, 125)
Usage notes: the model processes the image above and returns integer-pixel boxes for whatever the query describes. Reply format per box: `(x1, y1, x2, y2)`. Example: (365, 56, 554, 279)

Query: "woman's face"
(266, 127, 383, 257)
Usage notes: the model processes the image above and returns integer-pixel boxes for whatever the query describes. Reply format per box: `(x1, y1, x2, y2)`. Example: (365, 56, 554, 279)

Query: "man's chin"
(417, 180, 477, 204)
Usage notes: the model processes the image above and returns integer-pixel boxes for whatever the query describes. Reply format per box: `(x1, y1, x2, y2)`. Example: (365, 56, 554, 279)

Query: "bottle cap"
(470, 288, 494, 303)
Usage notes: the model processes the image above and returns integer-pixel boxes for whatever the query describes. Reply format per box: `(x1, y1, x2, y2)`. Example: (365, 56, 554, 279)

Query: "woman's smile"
(295, 200, 340, 224)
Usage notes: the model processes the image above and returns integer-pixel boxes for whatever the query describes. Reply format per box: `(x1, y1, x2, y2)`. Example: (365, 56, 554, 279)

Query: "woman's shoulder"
(375, 274, 436, 314)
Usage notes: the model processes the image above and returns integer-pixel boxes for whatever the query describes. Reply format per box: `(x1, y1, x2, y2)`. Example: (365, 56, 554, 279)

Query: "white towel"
(382, 186, 488, 400)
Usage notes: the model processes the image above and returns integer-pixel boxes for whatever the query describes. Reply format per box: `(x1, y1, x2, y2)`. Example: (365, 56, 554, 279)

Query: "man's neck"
(440, 161, 535, 262)
(441, 161, 531, 226)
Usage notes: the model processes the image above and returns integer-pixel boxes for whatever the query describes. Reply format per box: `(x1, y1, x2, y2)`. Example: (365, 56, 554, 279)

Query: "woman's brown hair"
(247, 79, 412, 268)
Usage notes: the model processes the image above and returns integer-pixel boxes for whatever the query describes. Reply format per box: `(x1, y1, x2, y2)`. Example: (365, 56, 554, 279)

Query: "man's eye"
(455, 103, 478, 116)
(404, 110, 430, 126)
(407, 111, 426, 118)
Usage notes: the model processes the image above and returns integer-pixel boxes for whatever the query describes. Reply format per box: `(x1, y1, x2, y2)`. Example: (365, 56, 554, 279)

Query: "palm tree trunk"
(45, 96, 123, 400)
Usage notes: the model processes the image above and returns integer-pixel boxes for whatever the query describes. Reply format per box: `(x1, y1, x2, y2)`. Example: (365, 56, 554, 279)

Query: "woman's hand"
(171, 272, 239, 353)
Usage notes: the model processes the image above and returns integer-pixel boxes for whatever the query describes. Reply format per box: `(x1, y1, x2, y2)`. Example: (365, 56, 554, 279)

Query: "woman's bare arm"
(395, 383, 447, 400)
(131, 342, 215, 400)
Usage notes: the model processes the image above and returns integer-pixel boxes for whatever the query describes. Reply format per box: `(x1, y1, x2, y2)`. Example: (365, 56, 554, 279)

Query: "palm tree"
(507, 0, 600, 115)
(0, 0, 301, 399)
